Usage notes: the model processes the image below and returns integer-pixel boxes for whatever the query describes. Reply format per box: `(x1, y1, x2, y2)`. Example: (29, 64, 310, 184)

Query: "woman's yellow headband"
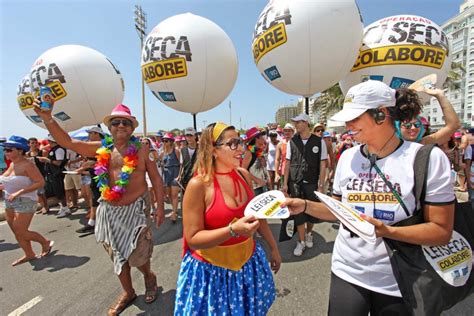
(212, 122, 233, 143)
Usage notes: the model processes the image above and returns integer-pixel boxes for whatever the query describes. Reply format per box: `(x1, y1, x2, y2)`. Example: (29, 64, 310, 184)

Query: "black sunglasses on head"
(215, 138, 243, 150)
(110, 119, 133, 127)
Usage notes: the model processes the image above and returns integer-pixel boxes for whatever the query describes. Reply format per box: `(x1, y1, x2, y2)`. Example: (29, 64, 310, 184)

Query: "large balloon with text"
(141, 13, 238, 114)
(340, 15, 451, 95)
(21, 45, 124, 132)
(252, 0, 363, 97)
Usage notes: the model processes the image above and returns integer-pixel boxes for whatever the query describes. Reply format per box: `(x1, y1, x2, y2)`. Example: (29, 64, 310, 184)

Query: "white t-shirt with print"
(331, 141, 455, 297)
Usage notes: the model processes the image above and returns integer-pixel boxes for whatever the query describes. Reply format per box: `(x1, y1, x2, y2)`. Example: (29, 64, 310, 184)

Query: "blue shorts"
(82, 175, 91, 186)
(2, 196, 37, 213)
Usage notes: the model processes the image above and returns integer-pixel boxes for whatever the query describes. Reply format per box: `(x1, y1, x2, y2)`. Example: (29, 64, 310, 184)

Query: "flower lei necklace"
(247, 144, 264, 158)
(94, 134, 141, 201)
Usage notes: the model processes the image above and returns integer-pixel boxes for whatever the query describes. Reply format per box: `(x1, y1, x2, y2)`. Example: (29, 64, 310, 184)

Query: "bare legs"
(5, 209, 51, 266)
(165, 186, 180, 222)
(115, 260, 156, 303)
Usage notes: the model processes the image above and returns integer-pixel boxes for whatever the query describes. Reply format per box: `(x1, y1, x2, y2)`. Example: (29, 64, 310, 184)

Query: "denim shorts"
(82, 175, 92, 186)
(2, 196, 37, 213)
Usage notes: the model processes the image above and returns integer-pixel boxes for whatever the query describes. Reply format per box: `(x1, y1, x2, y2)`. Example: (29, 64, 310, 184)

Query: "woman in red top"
(175, 122, 281, 315)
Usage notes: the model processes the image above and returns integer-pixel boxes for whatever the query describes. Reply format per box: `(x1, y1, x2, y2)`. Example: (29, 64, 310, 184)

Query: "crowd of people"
(0, 81, 473, 315)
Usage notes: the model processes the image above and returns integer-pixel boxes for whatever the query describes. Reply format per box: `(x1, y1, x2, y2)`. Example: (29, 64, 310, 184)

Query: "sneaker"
(57, 206, 71, 218)
(305, 232, 314, 248)
(75, 225, 95, 234)
(293, 241, 306, 257)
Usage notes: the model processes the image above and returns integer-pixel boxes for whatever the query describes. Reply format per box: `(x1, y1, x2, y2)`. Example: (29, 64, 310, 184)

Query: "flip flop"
(144, 274, 158, 304)
(40, 240, 55, 258)
(11, 256, 37, 267)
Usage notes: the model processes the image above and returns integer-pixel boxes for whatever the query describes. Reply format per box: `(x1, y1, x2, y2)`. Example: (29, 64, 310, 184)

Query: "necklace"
(247, 144, 264, 158)
(94, 134, 141, 202)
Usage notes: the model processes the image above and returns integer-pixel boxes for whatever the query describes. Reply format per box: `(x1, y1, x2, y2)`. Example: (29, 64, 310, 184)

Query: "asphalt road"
(0, 204, 473, 316)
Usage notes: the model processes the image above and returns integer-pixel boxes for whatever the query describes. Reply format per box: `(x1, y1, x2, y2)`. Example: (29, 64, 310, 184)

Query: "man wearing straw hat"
(34, 102, 165, 315)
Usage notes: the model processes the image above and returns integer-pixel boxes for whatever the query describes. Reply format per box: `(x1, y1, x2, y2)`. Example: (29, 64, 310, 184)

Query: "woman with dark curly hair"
(390, 87, 460, 144)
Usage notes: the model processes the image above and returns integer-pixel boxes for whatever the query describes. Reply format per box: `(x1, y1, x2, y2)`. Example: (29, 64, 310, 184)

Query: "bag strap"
(413, 144, 436, 214)
(372, 163, 411, 217)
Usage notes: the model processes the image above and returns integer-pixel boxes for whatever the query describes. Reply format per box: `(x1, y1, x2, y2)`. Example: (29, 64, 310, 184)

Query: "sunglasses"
(4, 148, 16, 152)
(163, 139, 173, 143)
(314, 129, 324, 133)
(401, 121, 422, 129)
(215, 138, 244, 150)
(110, 119, 133, 127)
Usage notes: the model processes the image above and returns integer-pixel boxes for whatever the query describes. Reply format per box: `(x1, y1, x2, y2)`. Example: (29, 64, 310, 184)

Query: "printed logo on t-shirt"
(373, 209, 395, 221)
(345, 173, 401, 208)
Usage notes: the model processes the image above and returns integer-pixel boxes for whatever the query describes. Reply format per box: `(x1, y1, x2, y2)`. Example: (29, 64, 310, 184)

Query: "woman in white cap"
(283, 80, 455, 315)
(1, 136, 54, 266)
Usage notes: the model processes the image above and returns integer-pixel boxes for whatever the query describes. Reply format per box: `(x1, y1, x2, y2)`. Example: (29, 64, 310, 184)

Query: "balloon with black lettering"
(252, 0, 363, 97)
(24, 45, 124, 132)
(141, 13, 238, 114)
(17, 75, 36, 115)
(339, 15, 451, 95)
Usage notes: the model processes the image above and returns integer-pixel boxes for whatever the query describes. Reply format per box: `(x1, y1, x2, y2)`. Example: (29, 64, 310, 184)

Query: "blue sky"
(0, 0, 461, 138)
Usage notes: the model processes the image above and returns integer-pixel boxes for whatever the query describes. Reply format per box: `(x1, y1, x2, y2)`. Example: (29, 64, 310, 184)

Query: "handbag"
(374, 144, 474, 315)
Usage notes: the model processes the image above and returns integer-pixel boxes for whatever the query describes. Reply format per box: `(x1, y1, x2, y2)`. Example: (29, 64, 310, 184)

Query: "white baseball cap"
(184, 127, 196, 135)
(283, 123, 294, 130)
(291, 113, 311, 122)
(330, 80, 396, 122)
(86, 126, 105, 135)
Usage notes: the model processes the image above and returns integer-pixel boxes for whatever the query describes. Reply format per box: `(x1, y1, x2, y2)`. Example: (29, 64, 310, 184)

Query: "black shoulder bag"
(374, 144, 474, 315)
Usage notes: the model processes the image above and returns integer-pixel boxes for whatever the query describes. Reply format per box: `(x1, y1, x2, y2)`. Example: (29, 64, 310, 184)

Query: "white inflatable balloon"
(23, 45, 124, 132)
(141, 13, 238, 114)
(252, 0, 363, 97)
(340, 15, 451, 95)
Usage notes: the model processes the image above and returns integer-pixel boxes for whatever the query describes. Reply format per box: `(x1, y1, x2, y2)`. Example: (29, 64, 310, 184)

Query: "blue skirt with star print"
(174, 242, 276, 315)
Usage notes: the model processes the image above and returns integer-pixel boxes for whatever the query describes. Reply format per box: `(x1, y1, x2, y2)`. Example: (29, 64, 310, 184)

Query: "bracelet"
(228, 222, 239, 238)
(303, 199, 308, 213)
(43, 118, 54, 125)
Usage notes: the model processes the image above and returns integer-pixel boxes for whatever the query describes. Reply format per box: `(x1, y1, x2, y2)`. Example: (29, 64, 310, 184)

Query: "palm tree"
(444, 61, 466, 90)
(313, 83, 344, 123)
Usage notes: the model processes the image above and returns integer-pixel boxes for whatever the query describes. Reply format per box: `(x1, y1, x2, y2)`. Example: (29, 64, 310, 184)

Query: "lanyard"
(372, 163, 410, 217)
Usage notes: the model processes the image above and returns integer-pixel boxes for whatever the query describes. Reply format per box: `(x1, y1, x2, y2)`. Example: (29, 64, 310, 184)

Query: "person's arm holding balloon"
(421, 88, 461, 145)
(32, 98, 100, 157)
